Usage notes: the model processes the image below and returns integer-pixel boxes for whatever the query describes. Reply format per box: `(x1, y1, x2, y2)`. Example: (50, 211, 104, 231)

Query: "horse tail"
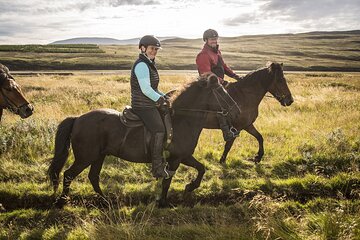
(48, 117, 77, 193)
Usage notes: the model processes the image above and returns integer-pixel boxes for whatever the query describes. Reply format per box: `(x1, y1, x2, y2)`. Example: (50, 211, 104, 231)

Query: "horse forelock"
(267, 62, 283, 74)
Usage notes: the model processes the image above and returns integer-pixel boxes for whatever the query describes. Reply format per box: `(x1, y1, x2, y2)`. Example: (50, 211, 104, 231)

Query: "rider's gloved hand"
(156, 96, 166, 106)
(156, 96, 170, 113)
(221, 80, 229, 87)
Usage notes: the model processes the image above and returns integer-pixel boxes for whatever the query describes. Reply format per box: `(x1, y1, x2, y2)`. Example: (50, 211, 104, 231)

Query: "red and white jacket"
(196, 44, 238, 84)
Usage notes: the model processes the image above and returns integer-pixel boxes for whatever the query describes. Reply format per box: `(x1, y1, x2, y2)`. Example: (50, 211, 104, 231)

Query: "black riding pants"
(132, 107, 165, 134)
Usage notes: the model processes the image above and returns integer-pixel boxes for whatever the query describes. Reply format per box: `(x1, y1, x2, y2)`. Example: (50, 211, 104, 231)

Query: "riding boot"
(217, 113, 238, 142)
(151, 132, 175, 179)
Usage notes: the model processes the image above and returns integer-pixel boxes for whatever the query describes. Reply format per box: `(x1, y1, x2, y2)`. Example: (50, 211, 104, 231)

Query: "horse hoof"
(254, 156, 262, 164)
(54, 195, 69, 208)
(247, 156, 261, 164)
(183, 191, 196, 208)
(96, 195, 109, 208)
(157, 199, 173, 208)
(185, 180, 199, 193)
(185, 184, 192, 193)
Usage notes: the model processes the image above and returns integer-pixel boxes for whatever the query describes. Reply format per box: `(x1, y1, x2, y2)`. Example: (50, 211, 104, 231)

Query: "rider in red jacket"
(196, 29, 241, 141)
(196, 29, 242, 85)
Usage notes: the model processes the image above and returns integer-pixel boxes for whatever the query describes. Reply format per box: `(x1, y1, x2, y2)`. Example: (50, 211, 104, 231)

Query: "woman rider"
(130, 35, 174, 179)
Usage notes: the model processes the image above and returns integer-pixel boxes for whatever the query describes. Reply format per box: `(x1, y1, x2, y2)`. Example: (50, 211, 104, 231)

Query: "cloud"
(223, 13, 260, 26)
(0, 2, 34, 16)
(1, 0, 359, 44)
(223, 0, 360, 31)
(259, 0, 360, 21)
(36, 2, 94, 14)
(98, 0, 160, 7)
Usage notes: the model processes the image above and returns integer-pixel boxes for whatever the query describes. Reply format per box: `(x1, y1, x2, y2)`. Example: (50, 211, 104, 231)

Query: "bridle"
(0, 78, 27, 115)
(264, 68, 289, 103)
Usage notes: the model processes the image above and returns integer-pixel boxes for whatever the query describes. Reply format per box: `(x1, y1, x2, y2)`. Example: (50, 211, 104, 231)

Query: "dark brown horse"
(205, 62, 294, 164)
(0, 64, 34, 121)
(48, 74, 240, 207)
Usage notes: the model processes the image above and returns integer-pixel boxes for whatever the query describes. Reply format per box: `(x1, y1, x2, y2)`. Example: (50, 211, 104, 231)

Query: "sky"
(0, 0, 359, 44)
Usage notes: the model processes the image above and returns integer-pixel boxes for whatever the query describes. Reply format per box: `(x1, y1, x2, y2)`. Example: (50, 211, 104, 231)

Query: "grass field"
(1, 31, 360, 71)
(0, 71, 359, 239)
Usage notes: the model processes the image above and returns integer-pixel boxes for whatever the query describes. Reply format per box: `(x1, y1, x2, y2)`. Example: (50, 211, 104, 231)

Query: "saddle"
(119, 106, 143, 127)
(119, 106, 173, 153)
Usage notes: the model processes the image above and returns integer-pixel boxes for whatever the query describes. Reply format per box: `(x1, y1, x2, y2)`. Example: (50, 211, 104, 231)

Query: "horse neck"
(228, 68, 272, 108)
(171, 85, 209, 152)
(172, 86, 208, 128)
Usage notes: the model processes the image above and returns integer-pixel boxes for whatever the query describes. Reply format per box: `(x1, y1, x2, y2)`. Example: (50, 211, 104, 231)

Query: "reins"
(173, 85, 239, 116)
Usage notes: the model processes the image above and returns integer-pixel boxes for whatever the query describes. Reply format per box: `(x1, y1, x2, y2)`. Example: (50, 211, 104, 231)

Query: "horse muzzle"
(280, 95, 294, 107)
(19, 104, 34, 118)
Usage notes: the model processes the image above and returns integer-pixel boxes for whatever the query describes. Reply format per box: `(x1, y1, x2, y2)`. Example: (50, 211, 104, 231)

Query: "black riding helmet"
(203, 29, 218, 41)
(138, 35, 161, 49)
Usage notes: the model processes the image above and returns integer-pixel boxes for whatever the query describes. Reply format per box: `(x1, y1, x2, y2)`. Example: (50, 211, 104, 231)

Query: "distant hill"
(304, 30, 360, 35)
(1, 30, 359, 71)
(50, 37, 177, 45)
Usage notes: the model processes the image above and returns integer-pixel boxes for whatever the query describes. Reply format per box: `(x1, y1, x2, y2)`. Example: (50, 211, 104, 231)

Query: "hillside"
(50, 37, 139, 45)
(0, 30, 359, 71)
(50, 36, 177, 45)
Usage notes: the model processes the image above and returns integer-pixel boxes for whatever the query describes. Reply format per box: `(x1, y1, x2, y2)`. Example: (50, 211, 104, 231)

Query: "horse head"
(0, 64, 34, 120)
(266, 62, 294, 107)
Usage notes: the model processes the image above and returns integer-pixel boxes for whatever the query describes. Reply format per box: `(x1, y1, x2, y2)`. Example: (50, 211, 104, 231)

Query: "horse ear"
(266, 61, 273, 68)
(207, 74, 219, 88)
(266, 61, 275, 73)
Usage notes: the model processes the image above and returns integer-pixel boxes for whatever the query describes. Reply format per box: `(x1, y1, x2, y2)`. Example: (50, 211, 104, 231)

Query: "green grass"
(0, 72, 359, 239)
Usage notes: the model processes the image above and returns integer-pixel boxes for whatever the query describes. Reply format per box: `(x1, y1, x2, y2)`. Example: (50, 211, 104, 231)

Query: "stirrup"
(230, 127, 240, 137)
(163, 162, 175, 179)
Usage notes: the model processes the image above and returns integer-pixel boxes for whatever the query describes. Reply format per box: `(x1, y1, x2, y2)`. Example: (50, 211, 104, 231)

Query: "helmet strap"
(140, 46, 147, 53)
(141, 52, 155, 62)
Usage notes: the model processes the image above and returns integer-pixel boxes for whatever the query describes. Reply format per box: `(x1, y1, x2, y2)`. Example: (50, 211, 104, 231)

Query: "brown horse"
(0, 64, 34, 121)
(48, 74, 240, 207)
(205, 62, 294, 164)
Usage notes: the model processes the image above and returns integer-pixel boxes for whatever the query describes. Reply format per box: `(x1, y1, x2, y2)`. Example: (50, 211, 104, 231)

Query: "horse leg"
(88, 155, 106, 198)
(55, 146, 100, 207)
(181, 155, 205, 193)
(219, 138, 236, 165)
(158, 158, 181, 208)
(179, 155, 205, 207)
(54, 160, 91, 208)
(244, 124, 264, 163)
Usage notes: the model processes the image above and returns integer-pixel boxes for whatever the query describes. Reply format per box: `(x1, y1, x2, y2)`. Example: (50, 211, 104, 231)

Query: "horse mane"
(228, 62, 281, 89)
(0, 64, 8, 86)
(170, 76, 209, 104)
